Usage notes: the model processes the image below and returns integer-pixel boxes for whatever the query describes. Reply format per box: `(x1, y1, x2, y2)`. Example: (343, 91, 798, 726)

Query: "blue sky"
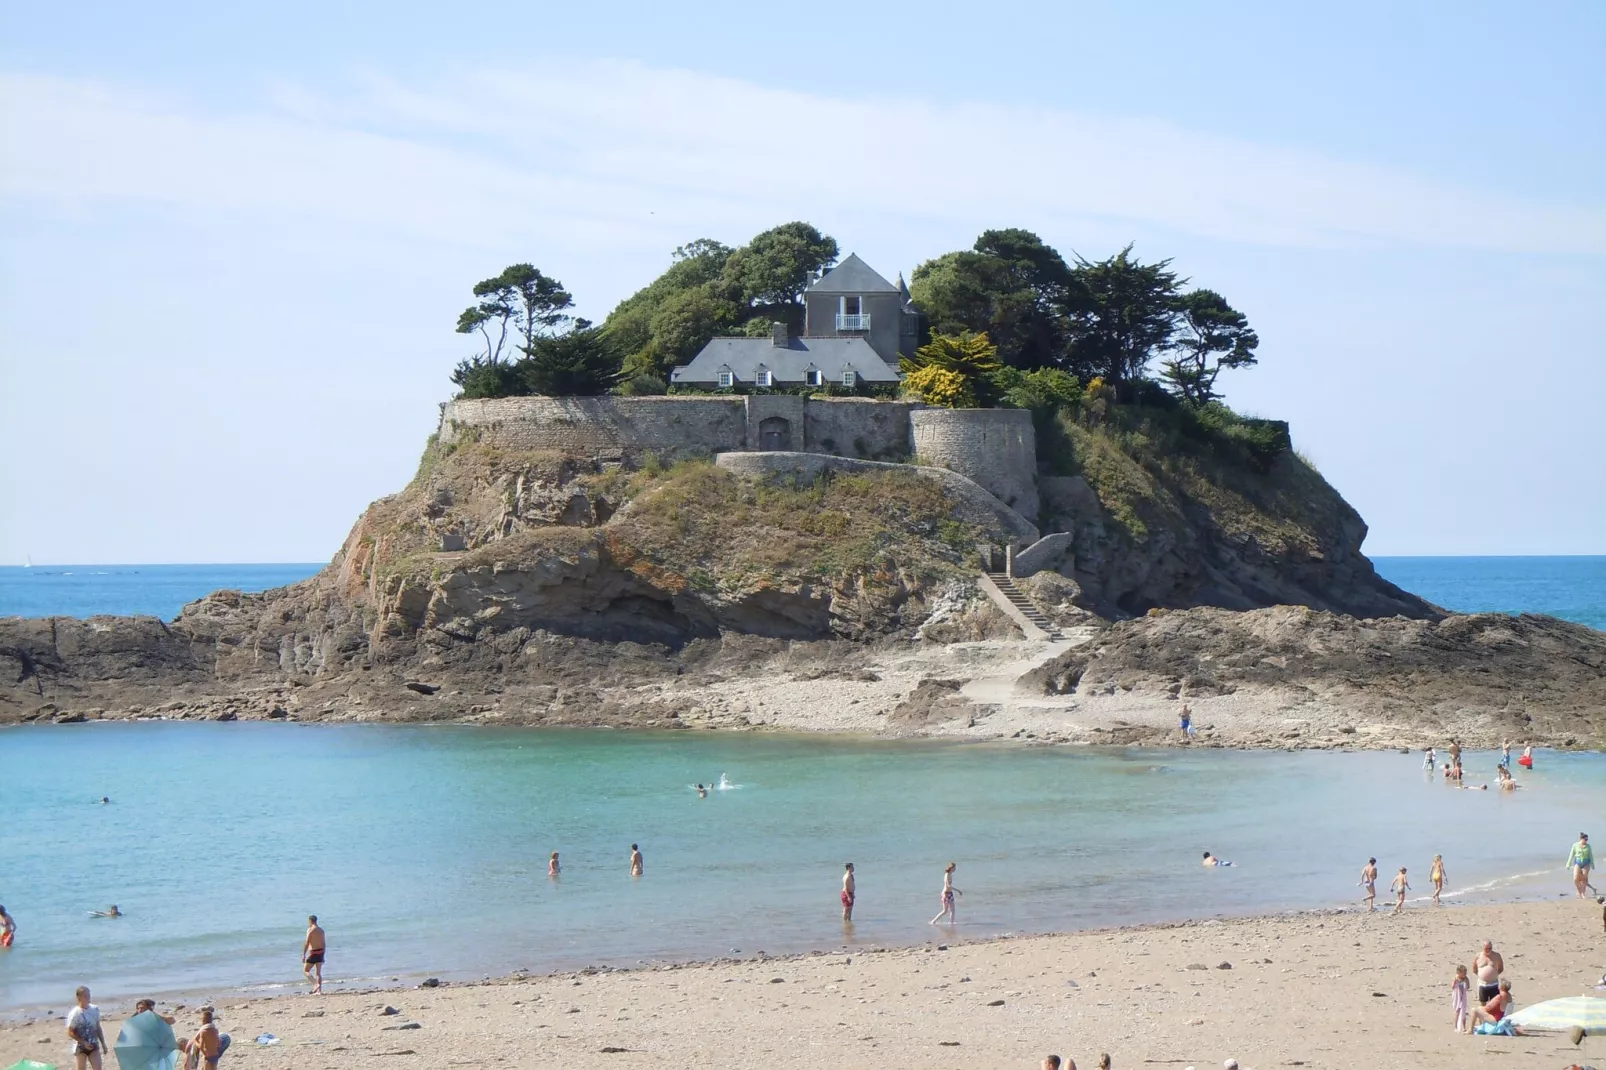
(2, 1, 1602, 563)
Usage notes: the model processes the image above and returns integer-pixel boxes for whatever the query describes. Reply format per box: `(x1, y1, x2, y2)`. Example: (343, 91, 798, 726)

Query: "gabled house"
(670, 253, 918, 389)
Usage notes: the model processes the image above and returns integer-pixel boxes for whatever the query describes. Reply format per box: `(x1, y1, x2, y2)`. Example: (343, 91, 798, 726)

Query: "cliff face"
(1, 417, 1446, 726)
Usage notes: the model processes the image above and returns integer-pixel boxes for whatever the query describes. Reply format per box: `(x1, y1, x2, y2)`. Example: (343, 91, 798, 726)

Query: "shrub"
(902, 366, 977, 408)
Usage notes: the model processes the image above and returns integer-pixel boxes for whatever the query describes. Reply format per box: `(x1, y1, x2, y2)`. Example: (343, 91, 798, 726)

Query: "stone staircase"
(981, 571, 1064, 641)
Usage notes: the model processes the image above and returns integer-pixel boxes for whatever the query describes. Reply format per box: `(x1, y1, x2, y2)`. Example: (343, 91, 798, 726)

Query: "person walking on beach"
(302, 915, 326, 995)
(630, 844, 644, 877)
(1390, 867, 1410, 914)
(1450, 964, 1471, 1033)
(1568, 832, 1594, 898)
(66, 985, 108, 1070)
(0, 904, 15, 948)
(1178, 703, 1194, 737)
(930, 862, 960, 925)
(1359, 858, 1378, 911)
(1430, 855, 1447, 905)
(841, 863, 856, 922)
(1472, 940, 1504, 1006)
(548, 852, 561, 878)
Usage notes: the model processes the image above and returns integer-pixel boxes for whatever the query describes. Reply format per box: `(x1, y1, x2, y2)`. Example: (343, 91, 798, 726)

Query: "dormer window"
(755, 366, 773, 388)
(841, 366, 857, 388)
(805, 366, 823, 387)
(717, 367, 733, 388)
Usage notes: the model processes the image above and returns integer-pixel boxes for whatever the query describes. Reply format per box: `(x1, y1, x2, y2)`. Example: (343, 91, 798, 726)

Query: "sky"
(1, 1, 1602, 564)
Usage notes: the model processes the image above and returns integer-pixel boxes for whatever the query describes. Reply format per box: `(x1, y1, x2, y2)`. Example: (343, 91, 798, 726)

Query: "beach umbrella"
(113, 1010, 179, 1070)
(6, 1060, 58, 1070)
(1508, 995, 1606, 1035)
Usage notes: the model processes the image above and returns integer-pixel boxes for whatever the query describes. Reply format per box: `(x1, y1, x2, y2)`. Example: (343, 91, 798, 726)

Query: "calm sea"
(1, 557, 1602, 628)
(0, 726, 1600, 1013)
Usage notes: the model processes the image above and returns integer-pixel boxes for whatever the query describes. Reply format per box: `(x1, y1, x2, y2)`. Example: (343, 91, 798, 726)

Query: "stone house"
(670, 253, 919, 389)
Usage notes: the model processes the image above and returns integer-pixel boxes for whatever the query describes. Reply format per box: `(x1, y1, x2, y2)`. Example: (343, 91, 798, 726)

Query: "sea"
(0, 557, 1601, 1013)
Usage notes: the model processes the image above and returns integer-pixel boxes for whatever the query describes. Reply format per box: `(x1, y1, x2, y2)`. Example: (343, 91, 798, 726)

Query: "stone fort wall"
(910, 408, 1039, 525)
(439, 396, 1039, 523)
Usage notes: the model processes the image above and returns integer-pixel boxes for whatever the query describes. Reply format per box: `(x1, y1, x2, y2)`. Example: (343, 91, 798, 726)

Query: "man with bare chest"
(1472, 939, 1503, 1006)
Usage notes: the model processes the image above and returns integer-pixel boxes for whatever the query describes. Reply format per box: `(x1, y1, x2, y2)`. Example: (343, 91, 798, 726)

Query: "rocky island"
(4, 226, 1601, 749)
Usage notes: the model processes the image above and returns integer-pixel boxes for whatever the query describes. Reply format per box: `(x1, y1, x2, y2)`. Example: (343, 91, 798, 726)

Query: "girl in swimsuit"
(930, 862, 960, 925)
(1430, 855, 1446, 905)
(548, 852, 560, 878)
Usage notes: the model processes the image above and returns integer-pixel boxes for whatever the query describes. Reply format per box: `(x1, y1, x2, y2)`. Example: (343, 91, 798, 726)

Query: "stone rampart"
(803, 398, 915, 460)
(439, 396, 747, 459)
(910, 408, 1039, 525)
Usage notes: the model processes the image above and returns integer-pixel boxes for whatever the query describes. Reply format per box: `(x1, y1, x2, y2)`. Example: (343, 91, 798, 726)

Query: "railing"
(835, 313, 871, 331)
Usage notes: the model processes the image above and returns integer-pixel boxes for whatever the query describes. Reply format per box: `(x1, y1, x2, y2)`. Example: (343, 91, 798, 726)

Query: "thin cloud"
(2, 61, 1601, 255)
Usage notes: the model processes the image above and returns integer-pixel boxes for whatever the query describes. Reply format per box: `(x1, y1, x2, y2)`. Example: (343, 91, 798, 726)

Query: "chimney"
(771, 321, 788, 347)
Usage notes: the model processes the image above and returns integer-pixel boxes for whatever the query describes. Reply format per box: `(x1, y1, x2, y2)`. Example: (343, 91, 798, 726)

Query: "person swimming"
(695, 783, 708, 798)
(90, 905, 121, 918)
(1202, 852, 1235, 867)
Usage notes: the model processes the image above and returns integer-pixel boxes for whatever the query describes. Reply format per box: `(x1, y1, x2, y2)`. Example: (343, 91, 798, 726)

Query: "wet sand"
(5, 897, 1602, 1069)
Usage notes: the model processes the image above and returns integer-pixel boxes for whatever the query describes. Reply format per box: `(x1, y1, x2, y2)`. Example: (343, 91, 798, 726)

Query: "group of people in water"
(1426, 738, 1531, 791)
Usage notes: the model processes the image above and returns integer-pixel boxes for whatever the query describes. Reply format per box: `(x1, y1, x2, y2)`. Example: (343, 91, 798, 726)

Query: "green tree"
(719, 221, 838, 329)
(521, 323, 621, 396)
(1159, 289, 1259, 404)
(450, 356, 524, 398)
(903, 331, 1004, 405)
(910, 229, 1074, 370)
(456, 264, 575, 363)
(1064, 244, 1185, 389)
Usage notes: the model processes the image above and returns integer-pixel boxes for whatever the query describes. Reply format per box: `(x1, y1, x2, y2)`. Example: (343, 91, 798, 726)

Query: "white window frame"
(805, 367, 823, 387)
(756, 367, 774, 387)
(717, 369, 733, 388)
(839, 295, 862, 316)
(841, 367, 857, 387)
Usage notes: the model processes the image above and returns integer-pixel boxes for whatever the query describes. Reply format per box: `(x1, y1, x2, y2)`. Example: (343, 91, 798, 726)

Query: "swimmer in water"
(548, 852, 560, 878)
(630, 844, 644, 877)
(696, 783, 708, 798)
(1202, 852, 1235, 867)
(91, 905, 121, 918)
(100, 797, 109, 805)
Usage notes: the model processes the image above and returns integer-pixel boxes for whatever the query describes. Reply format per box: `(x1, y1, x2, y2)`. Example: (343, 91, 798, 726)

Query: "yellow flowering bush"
(902, 365, 978, 408)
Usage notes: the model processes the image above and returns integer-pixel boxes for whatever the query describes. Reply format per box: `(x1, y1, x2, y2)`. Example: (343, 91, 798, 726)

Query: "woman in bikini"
(930, 862, 960, 925)
(1430, 855, 1447, 905)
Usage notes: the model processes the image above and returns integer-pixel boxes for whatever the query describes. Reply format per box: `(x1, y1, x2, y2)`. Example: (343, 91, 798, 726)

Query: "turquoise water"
(1372, 555, 1606, 630)
(0, 564, 322, 620)
(1, 724, 1600, 1011)
(3, 558, 1603, 629)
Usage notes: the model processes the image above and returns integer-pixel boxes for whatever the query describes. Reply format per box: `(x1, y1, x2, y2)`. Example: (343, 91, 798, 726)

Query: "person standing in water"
(1430, 855, 1447, 905)
(0, 904, 15, 948)
(1423, 746, 1436, 771)
(548, 852, 561, 878)
(302, 915, 326, 995)
(1359, 858, 1379, 911)
(630, 844, 644, 877)
(841, 863, 856, 922)
(1391, 867, 1410, 913)
(1500, 739, 1511, 765)
(1567, 832, 1594, 898)
(930, 862, 960, 925)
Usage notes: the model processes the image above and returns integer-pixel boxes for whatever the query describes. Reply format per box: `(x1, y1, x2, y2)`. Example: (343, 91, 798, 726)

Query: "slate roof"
(808, 253, 899, 294)
(671, 336, 901, 386)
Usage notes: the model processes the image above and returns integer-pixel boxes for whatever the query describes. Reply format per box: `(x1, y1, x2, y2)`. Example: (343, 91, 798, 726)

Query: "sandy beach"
(6, 898, 1602, 1069)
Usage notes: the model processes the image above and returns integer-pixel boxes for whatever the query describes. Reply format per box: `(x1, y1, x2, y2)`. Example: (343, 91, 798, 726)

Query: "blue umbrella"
(113, 1010, 179, 1070)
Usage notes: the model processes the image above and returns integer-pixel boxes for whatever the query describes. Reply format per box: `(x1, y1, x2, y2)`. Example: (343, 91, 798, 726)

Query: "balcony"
(835, 313, 871, 331)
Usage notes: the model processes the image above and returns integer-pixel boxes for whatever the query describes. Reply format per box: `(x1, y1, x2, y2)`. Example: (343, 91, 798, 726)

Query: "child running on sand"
(1430, 855, 1447, 905)
(1451, 964, 1470, 1033)
(1391, 867, 1410, 914)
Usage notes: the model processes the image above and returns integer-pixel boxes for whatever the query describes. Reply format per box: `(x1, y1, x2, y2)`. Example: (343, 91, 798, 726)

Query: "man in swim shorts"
(302, 915, 325, 994)
(841, 863, 855, 921)
(1360, 858, 1378, 911)
(1472, 939, 1503, 1006)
